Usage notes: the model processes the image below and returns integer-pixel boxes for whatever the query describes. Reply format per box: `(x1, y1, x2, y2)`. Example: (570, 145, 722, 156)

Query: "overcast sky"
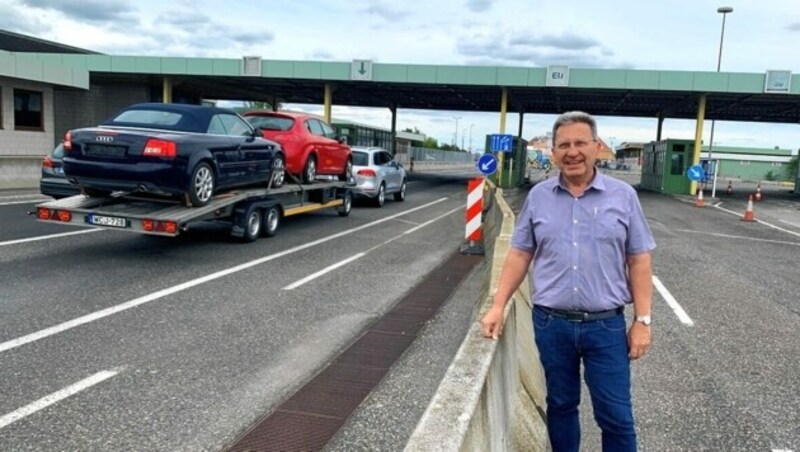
(2, 0, 799, 151)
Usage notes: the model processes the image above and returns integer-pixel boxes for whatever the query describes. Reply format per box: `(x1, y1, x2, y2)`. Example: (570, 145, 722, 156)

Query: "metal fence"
(394, 147, 475, 166)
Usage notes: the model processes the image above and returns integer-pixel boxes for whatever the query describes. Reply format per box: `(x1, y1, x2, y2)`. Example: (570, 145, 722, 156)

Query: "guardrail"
(404, 184, 548, 452)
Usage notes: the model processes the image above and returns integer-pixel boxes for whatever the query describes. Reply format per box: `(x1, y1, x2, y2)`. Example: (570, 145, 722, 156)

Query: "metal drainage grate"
(225, 251, 483, 452)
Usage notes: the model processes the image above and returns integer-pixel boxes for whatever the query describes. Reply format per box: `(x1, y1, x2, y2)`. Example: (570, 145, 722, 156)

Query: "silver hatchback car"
(351, 146, 406, 207)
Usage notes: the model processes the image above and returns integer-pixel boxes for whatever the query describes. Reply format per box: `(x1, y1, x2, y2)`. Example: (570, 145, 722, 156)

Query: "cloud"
(466, 0, 494, 12)
(457, 28, 628, 68)
(509, 32, 601, 51)
(788, 23, 800, 31)
(311, 49, 336, 60)
(0, 3, 48, 34)
(141, 10, 273, 56)
(155, 10, 211, 30)
(20, 0, 139, 27)
(361, 1, 410, 21)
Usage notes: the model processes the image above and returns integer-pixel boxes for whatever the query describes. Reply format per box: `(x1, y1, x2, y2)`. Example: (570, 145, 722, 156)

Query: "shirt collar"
(552, 169, 607, 193)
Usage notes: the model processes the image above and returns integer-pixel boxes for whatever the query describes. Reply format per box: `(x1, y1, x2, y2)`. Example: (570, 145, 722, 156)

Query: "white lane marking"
(283, 206, 462, 290)
(652, 276, 694, 326)
(0, 369, 120, 429)
(402, 206, 462, 235)
(0, 194, 48, 202)
(779, 219, 800, 228)
(283, 252, 367, 290)
(714, 205, 800, 238)
(0, 229, 101, 247)
(0, 198, 450, 354)
(675, 229, 800, 247)
(772, 449, 794, 452)
(0, 199, 49, 206)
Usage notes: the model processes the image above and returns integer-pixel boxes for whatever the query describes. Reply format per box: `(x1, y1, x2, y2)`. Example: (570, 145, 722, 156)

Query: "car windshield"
(352, 151, 369, 166)
(247, 116, 294, 131)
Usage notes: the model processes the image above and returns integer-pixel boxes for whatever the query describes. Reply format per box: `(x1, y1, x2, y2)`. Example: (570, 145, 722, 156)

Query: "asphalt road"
(0, 172, 477, 451)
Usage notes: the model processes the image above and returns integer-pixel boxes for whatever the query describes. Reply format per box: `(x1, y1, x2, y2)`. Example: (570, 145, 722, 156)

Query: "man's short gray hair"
(552, 111, 598, 144)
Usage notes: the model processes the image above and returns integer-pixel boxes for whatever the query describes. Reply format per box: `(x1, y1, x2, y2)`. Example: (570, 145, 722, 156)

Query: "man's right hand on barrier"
(480, 304, 506, 340)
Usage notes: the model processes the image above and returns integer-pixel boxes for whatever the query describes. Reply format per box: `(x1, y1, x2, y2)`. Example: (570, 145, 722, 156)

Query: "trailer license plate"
(87, 214, 127, 228)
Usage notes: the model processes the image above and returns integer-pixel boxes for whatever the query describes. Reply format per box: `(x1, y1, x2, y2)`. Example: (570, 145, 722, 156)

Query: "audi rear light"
(63, 131, 72, 152)
(357, 168, 377, 177)
(43, 157, 54, 168)
(143, 139, 177, 158)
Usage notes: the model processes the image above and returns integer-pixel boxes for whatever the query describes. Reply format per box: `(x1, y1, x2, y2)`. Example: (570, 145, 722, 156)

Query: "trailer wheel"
(262, 205, 281, 237)
(338, 190, 352, 217)
(241, 207, 262, 242)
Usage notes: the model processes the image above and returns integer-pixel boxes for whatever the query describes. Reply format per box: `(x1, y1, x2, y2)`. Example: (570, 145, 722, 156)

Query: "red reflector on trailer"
(57, 210, 72, 222)
(164, 222, 178, 234)
(142, 219, 154, 231)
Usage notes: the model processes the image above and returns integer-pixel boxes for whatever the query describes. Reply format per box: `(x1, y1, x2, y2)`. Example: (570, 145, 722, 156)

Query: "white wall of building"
(0, 76, 56, 189)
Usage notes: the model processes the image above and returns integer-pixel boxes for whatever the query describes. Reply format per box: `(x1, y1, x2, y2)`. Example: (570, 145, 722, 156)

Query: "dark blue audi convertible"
(62, 103, 286, 207)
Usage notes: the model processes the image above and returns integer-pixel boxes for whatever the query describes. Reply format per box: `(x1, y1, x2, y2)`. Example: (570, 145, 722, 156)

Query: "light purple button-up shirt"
(511, 171, 656, 311)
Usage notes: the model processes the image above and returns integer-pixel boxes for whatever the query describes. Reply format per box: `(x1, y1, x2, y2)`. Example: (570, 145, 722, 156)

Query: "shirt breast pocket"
(593, 215, 626, 243)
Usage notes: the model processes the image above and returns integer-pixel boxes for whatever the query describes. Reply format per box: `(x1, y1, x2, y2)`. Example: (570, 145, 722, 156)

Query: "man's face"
(552, 122, 600, 181)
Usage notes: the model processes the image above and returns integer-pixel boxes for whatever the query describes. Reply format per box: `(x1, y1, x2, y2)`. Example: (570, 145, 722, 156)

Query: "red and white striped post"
(461, 177, 486, 255)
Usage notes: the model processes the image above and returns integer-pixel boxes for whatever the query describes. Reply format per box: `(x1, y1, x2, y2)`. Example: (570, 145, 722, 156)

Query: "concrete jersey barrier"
(404, 185, 549, 451)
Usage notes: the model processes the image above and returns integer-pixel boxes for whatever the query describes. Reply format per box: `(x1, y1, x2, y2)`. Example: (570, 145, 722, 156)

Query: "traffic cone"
(725, 181, 733, 196)
(695, 188, 705, 207)
(754, 183, 763, 201)
(741, 194, 756, 222)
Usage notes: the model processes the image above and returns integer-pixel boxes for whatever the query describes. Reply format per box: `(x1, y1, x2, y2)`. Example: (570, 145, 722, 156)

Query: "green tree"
(422, 137, 439, 148)
(245, 100, 279, 111)
(787, 155, 799, 179)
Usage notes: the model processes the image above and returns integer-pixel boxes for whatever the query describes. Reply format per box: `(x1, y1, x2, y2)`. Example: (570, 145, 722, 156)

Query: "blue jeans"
(533, 306, 636, 452)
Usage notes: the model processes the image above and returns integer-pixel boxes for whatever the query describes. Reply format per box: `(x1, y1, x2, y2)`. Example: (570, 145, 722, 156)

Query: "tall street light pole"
(469, 123, 475, 153)
(453, 116, 462, 148)
(708, 6, 733, 198)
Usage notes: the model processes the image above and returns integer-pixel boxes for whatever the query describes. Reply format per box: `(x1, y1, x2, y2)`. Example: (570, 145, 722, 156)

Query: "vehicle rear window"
(352, 151, 369, 166)
(247, 116, 294, 131)
(111, 110, 183, 126)
(51, 143, 65, 159)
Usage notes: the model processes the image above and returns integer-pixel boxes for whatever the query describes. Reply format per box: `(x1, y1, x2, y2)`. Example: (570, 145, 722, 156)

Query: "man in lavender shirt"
(481, 111, 656, 452)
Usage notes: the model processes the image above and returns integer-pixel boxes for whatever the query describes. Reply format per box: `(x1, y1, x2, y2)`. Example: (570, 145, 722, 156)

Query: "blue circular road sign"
(686, 164, 706, 182)
(476, 154, 498, 176)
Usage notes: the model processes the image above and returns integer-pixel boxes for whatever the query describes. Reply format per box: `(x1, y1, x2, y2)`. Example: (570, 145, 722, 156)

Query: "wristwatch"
(635, 315, 652, 326)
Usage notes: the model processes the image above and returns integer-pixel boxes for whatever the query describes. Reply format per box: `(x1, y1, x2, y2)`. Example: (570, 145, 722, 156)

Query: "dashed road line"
(652, 276, 694, 326)
(0, 368, 121, 429)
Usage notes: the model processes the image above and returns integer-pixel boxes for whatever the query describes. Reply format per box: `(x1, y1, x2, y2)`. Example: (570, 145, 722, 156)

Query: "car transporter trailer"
(32, 181, 353, 243)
